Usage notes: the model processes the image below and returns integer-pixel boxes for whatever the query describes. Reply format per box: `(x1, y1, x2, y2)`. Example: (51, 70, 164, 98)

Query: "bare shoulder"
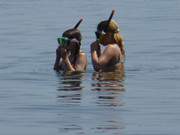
(102, 44, 120, 59)
(104, 44, 117, 52)
(79, 51, 86, 57)
(78, 51, 87, 62)
(75, 51, 87, 70)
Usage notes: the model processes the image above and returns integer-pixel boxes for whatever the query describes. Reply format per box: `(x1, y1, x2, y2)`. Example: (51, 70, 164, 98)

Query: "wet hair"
(97, 21, 106, 32)
(62, 28, 82, 42)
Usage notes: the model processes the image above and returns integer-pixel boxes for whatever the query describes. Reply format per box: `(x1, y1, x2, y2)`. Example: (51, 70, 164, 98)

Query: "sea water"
(0, 0, 180, 135)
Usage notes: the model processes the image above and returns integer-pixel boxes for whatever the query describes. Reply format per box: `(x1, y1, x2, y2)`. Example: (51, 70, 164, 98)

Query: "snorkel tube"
(104, 10, 115, 32)
(74, 18, 83, 29)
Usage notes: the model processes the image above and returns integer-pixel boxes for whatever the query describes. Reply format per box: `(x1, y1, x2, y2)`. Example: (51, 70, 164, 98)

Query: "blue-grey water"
(0, 0, 180, 135)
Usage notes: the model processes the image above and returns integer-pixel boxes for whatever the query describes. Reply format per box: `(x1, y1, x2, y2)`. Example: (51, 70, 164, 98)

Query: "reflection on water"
(91, 66, 125, 107)
(56, 66, 125, 106)
(92, 70, 125, 91)
(55, 69, 125, 135)
(56, 72, 85, 104)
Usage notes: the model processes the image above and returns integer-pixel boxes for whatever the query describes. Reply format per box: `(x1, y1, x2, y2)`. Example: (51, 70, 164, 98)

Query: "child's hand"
(61, 48, 68, 60)
(91, 41, 100, 51)
(56, 46, 62, 57)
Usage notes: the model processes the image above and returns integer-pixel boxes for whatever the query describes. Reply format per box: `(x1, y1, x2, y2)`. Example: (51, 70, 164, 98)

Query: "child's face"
(67, 41, 76, 50)
(99, 33, 112, 45)
(66, 39, 80, 52)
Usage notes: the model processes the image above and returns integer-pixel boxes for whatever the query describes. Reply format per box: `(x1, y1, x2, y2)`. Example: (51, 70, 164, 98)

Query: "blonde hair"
(107, 20, 119, 33)
(114, 32, 125, 56)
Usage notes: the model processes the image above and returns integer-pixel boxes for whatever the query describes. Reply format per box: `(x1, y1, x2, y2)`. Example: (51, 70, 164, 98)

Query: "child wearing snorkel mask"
(91, 19, 125, 72)
(54, 28, 87, 72)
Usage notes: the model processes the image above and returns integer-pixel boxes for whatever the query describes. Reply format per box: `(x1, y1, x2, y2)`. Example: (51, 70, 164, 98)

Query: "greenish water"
(0, 0, 180, 135)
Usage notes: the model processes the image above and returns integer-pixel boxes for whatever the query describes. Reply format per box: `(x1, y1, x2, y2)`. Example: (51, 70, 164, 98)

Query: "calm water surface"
(0, 0, 180, 135)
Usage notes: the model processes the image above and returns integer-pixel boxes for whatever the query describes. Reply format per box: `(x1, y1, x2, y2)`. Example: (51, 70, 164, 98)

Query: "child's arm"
(91, 41, 116, 71)
(75, 52, 88, 71)
(54, 46, 62, 71)
(61, 48, 76, 72)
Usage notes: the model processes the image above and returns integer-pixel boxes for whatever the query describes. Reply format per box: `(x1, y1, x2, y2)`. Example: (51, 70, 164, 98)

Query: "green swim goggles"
(57, 37, 80, 47)
(57, 37, 70, 47)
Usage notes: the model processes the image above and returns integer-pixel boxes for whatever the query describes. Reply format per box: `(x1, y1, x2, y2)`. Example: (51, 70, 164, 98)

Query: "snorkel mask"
(57, 37, 80, 48)
(95, 30, 107, 44)
(57, 37, 70, 47)
(95, 30, 106, 39)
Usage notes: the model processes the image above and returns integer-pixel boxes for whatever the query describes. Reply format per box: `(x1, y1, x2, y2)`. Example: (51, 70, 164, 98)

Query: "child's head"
(62, 28, 82, 55)
(96, 20, 122, 45)
(97, 20, 119, 33)
(62, 28, 82, 42)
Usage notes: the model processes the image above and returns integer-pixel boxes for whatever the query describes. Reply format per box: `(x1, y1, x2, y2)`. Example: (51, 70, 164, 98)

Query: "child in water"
(91, 19, 125, 72)
(54, 27, 87, 72)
